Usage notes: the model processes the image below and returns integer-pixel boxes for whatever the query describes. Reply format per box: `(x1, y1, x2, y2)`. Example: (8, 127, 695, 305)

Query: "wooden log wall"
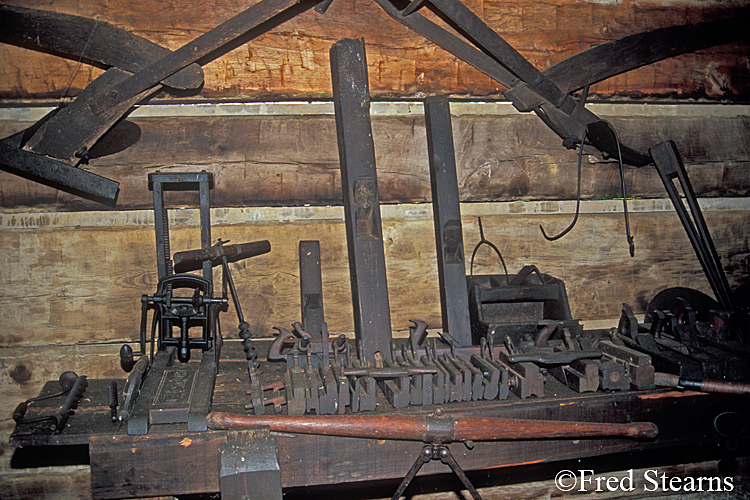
(1, 0, 748, 100)
(1, 102, 748, 346)
(1, 103, 748, 484)
(1, 0, 749, 498)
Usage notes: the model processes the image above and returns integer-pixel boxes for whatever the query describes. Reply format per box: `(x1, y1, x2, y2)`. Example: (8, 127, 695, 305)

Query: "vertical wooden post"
(219, 428, 282, 500)
(330, 38, 392, 363)
(424, 96, 472, 346)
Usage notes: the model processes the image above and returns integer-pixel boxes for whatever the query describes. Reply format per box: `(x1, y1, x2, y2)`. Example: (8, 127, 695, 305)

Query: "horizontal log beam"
(0, 102, 748, 211)
(0, 0, 747, 100)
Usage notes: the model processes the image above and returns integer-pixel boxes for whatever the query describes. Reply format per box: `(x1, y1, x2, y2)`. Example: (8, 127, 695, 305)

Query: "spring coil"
(108, 380, 118, 422)
(239, 321, 259, 370)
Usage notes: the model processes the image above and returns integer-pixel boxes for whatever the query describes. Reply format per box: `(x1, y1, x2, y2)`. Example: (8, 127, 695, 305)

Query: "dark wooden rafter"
(0, 4, 203, 90)
(0, 0, 748, 200)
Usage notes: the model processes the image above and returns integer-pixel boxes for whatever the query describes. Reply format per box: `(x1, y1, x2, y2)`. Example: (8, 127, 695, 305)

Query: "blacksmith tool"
(467, 264, 582, 347)
(118, 355, 149, 425)
(505, 323, 603, 393)
(597, 339, 655, 391)
(331, 38, 393, 364)
(128, 172, 227, 364)
(13, 372, 88, 434)
(174, 237, 272, 373)
(649, 142, 735, 316)
(500, 359, 544, 399)
(342, 366, 438, 378)
(316, 324, 339, 414)
(424, 96, 472, 347)
(538, 121, 635, 256)
(108, 381, 118, 422)
(299, 241, 326, 339)
(207, 406, 660, 437)
(273, 321, 332, 369)
(268, 318, 522, 413)
(54, 375, 88, 434)
(273, 322, 345, 415)
(507, 349, 601, 366)
(121, 172, 275, 435)
(267, 326, 298, 362)
(507, 324, 601, 365)
(615, 301, 748, 382)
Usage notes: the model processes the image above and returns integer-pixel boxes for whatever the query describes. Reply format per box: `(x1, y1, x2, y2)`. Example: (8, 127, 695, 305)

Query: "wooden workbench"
(9, 339, 747, 499)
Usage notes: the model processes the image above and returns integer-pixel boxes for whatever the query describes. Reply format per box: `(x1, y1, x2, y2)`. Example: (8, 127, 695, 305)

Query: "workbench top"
(9, 339, 743, 499)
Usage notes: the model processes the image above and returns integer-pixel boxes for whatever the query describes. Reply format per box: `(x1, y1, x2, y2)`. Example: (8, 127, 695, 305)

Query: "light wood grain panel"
(0, 0, 747, 100)
(0, 465, 91, 500)
(1, 201, 747, 348)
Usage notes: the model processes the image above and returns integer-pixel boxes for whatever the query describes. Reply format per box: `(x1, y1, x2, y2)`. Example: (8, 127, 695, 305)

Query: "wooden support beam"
(331, 38, 392, 363)
(424, 96, 472, 347)
(0, 0, 748, 100)
(1, 103, 749, 212)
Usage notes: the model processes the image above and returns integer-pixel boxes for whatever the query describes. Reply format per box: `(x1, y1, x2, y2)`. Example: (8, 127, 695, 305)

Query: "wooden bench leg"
(219, 428, 282, 500)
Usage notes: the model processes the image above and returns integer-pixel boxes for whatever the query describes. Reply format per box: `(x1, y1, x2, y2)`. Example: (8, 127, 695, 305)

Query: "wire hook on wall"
(540, 121, 636, 257)
(539, 129, 588, 242)
(470, 217, 509, 284)
(588, 120, 636, 257)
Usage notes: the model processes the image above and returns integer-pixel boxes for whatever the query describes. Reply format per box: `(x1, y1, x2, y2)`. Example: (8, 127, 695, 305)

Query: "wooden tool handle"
(451, 417, 658, 440)
(173, 240, 271, 272)
(655, 372, 750, 395)
(207, 412, 658, 441)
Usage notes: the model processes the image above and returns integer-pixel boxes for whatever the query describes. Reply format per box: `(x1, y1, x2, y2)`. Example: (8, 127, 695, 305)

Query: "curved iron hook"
(539, 121, 636, 257)
(607, 121, 636, 257)
(470, 217, 509, 284)
(540, 128, 587, 241)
